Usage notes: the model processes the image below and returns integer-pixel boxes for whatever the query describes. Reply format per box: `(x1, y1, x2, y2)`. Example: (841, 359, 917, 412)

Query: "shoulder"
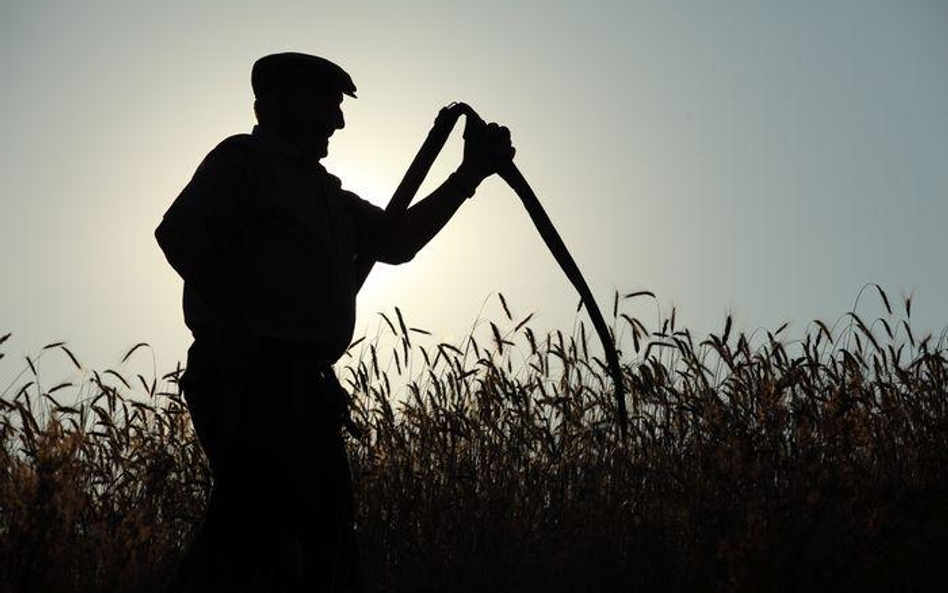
(340, 190, 387, 226)
(193, 134, 262, 180)
(317, 165, 374, 206)
(330, 180, 385, 216)
(206, 134, 259, 162)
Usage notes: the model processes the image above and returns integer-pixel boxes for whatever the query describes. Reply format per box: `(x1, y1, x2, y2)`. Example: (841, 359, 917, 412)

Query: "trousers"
(173, 335, 362, 593)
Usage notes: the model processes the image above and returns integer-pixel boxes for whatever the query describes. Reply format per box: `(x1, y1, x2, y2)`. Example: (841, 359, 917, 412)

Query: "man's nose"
(334, 109, 345, 131)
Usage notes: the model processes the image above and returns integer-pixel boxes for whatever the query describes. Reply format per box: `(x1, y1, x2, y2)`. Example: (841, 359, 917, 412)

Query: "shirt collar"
(251, 124, 330, 174)
(252, 124, 304, 160)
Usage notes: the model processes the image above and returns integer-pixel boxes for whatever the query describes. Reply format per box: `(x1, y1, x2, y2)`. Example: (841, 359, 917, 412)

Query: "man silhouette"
(155, 52, 514, 592)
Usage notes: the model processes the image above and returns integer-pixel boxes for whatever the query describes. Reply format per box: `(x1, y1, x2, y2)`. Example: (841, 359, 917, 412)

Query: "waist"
(256, 335, 335, 369)
(189, 332, 336, 371)
(184, 289, 355, 362)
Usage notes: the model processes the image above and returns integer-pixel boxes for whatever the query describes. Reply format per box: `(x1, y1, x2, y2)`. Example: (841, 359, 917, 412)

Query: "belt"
(189, 334, 363, 439)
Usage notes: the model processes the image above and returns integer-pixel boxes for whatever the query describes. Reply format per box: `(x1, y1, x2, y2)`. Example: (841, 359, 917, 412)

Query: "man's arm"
(372, 162, 482, 264)
(155, 138, 256, 327)
(371, 122, 514, 264)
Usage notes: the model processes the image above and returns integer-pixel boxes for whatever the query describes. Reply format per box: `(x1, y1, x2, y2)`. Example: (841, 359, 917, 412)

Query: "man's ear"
(254, 93, 290, 127)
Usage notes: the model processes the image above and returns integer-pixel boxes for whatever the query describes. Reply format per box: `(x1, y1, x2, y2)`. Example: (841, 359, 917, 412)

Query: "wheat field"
(2, 285, 946, 592)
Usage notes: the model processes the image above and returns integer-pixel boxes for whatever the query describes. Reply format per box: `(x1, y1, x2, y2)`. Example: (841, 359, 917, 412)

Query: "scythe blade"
(496, 161, 628, 440)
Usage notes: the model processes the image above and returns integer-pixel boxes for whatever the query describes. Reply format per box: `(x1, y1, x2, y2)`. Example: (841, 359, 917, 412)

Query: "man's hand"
(458, 117, 516, 186)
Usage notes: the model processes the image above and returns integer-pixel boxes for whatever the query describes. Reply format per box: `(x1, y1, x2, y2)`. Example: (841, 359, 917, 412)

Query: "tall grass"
(2, 286, 946, 592)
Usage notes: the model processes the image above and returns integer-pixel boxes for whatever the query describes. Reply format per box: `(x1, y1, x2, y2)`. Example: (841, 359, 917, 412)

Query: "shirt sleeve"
(338, 188, 396, 261)
(165, 136, 259, 248)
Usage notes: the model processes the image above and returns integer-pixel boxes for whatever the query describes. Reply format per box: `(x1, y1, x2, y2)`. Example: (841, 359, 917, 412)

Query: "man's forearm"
(389, 165, 482, 261)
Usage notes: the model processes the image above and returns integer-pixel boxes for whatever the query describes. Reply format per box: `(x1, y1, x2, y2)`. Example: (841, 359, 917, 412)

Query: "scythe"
(353, 102, 629, 440)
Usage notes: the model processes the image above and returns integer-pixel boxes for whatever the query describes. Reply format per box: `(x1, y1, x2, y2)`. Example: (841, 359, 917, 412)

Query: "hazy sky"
(2, 0, 946, 385)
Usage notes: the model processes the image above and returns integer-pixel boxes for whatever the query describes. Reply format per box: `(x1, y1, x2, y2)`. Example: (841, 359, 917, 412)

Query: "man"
(155, 52, 514, 592)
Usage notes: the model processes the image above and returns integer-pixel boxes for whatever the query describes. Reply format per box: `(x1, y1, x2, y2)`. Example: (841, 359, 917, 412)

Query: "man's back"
(169, 125, 389, 361)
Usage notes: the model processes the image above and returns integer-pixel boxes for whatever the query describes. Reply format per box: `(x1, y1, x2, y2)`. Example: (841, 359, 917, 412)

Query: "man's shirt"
(165, 125, 388, 362)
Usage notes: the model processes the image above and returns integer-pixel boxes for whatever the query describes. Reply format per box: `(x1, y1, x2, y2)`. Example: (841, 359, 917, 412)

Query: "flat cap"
(252, 52, 357, 99)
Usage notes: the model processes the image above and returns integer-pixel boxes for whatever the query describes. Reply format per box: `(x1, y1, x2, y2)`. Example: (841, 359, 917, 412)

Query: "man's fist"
(460, 118, 516, 184)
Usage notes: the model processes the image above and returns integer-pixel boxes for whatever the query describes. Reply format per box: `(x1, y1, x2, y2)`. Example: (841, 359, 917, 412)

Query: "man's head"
(251, 53, 356, 160)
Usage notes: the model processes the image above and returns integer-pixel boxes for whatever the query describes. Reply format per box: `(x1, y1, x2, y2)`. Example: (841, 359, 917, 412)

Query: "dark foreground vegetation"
(2, 286, 946, 592)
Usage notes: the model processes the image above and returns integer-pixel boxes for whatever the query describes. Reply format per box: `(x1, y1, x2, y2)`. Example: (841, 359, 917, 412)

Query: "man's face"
(286, 89, 345, 160)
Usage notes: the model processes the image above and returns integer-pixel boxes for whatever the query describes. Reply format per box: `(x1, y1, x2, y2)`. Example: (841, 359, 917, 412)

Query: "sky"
(1, 0, 946, 390)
